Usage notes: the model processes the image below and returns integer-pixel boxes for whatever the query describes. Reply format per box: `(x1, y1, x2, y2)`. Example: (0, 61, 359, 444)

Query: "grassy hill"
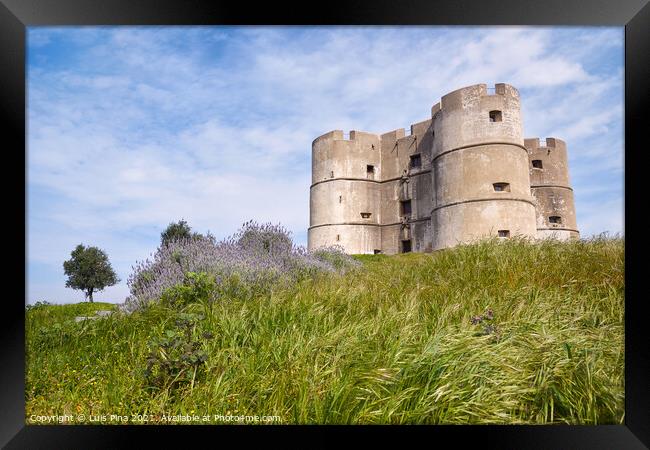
(25, 236, 624, 424)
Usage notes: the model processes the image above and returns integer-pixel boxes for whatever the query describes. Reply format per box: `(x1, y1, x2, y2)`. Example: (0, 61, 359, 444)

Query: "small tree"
(63, 244, 119, 303)
(161, 219, 202, 246)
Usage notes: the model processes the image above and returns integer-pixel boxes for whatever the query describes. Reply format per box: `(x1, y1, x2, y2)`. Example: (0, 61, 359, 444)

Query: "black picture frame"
(2, 0, 647, 447)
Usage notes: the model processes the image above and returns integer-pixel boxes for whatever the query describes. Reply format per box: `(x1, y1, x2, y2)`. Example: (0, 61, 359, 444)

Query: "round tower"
(524, 137, 579, 240)
(431, 83, 537, 250)
(308, 130, 382, 254)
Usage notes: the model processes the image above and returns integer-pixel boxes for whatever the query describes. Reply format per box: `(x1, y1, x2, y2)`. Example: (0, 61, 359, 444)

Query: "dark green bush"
(144, 312, 212, 391)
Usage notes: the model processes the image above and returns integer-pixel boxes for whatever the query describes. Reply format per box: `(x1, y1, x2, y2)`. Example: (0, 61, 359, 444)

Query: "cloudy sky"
(27, 26, 624, 304)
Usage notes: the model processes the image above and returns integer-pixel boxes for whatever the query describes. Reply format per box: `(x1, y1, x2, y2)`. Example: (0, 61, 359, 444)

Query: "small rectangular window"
(549, 216, 562, 224)
(493, 182, 510, 192)
(532, 160, 543, 169)
(373, 249, 381, 255)
(400, 200, 412, 217)
(336, 234, 340, 241)
(498, 230, 510, 238)
(366, 165, 375, 179)
(361, 212, 372, 219)
(401, 240, 412, 253)
(330, 170, 334, 178)
(409, 154, 422, 169)
(489, 110, 502, 122)
(339, 195, 342, 203)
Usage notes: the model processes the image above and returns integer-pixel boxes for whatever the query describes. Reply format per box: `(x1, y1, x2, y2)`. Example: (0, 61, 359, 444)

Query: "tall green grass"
(26, 236, 624, 424)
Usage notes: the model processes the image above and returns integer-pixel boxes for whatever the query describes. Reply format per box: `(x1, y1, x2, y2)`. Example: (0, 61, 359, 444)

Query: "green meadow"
(26, 236, 624, 425)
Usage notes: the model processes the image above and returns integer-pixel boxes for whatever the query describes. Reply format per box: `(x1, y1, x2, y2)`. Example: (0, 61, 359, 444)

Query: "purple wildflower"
(121, 220, 359, 312)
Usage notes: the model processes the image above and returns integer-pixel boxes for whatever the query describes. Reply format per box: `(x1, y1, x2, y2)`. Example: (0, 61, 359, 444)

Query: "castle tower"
(379, 118, 435, 255)
(524, 138, 579, 240)
(431, 83, 538, 250)
(308, 130, 382, 254)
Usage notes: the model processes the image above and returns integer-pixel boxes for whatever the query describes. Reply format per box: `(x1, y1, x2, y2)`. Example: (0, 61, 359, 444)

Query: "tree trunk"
(88, 288, 94, 303)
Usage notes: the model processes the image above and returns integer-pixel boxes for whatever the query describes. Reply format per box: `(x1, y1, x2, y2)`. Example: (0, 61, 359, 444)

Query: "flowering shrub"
(310, 245, 356, 271)
(234, 220, 294, 257)
(122, 221, 359, 312)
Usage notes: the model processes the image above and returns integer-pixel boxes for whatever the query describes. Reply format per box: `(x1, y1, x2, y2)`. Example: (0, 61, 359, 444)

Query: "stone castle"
(308, 83, 579, 254)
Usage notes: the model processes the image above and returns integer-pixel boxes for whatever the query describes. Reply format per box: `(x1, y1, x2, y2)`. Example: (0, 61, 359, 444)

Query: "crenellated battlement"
(431, 102, 441, 117)
(381, 128, 406, 140)
(312, 129, 381, 146)
(525, 137, 566, 149)
(312, 130, 342, 146)
(437, 83, 520, 113)
(492, 83, 519, 97)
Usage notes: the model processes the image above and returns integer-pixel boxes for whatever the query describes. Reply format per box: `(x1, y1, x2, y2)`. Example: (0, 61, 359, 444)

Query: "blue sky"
(27, 26, 624, 304)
